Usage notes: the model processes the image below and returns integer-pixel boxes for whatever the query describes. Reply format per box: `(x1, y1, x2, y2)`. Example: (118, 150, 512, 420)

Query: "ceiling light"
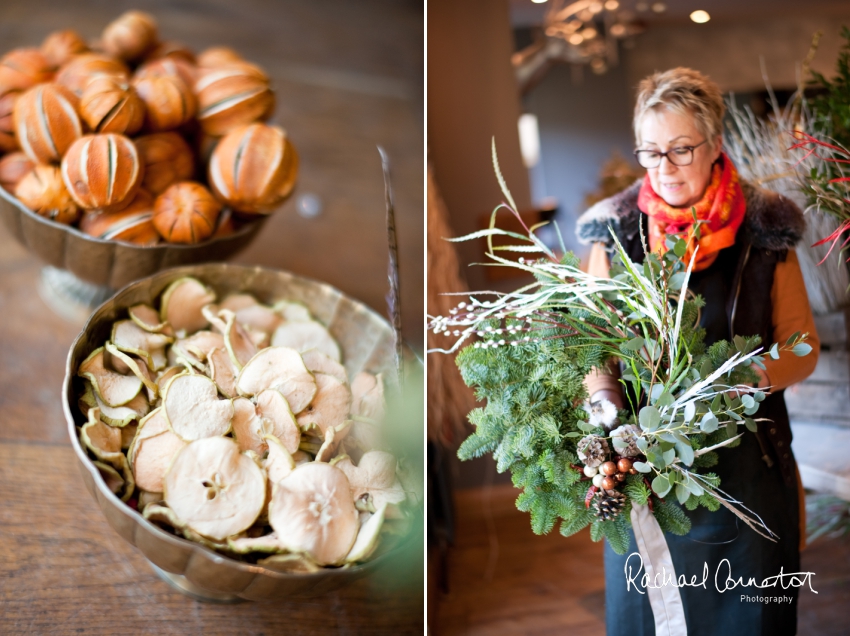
(690, 10, 710, 23)
(589, 1, 604, 13)
(569, 33, 584, 45)
(610, 23, 626, 37)
(531, 0, 548, 4)
(581, 27, 598, 39)
(651, 2, 666, 12)
(591, 59, 607, 74)
(604, 0, 619, 10)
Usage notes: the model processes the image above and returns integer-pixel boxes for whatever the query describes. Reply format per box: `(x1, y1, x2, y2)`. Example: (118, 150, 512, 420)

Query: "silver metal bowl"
(0, 185, 268, 314)
(63, 263, 409, 601)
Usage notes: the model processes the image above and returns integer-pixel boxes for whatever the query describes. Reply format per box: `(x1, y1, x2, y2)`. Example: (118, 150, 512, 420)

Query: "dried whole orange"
(195, 64, 274, 136)
(0, 48, 53, 93)
(135, 57, 197, 92)
(80, 189, 159, 245)
(0, 151, 34, 192)
(101, 11, 158, 62)
(196, 47, 243, 69)
(208, 123, 298, 214)
(13, 83, 83, 164)
(133, 74, 196, 132)
(61, 133, 143, 212)
(55, 53, 130, 97)
(134, 132, 195, 195)
(152, 181, 221, 244)
(80, 76, 145, 135)
(0, 91, 19, 153)
(15, 164, 80, 224)
(144, 41, 196, 65)
(41, 30, 89, 69)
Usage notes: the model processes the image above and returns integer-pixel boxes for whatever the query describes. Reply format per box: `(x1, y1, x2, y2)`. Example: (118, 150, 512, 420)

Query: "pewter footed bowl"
(63, 263, 419, 602)
(0, 185, 268, 322)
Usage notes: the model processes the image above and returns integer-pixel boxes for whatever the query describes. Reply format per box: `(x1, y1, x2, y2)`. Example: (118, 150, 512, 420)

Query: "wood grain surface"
(0, 1, 424, 633)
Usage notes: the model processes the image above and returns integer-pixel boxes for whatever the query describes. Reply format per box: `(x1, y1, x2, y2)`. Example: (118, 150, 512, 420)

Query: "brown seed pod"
(101, 11, 159, 62)
(61, 133, 143, 212)
(132, 74, 196, 132)
(152, 181, 221, 244)
(135, 57, 197, 91)
(600, 476, 617, 491)
(196, 47, 243, 69)
(55, 53, 130, 97)
(208, 123, 298, 214)
(41, 30, 90, 69)
(0, 151, 34, 192)
(15, 164, 80, 224)
(80, 76, 145, 135)
(134, 131, 195, 195)
(195, 64, 274, 136)
(80, 189, 159, 245)
(13, 83, 83, 164)
(617, 458, 633, 473)
(0, 48, 53, 94)
(0, 91, 19, 153)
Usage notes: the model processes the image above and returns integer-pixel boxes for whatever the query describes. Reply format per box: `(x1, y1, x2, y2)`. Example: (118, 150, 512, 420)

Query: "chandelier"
(513, 0, 652, 92)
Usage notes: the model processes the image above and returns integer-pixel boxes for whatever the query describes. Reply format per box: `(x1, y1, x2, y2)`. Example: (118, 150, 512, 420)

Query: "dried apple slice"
(301, 349, 348, 385)
(258, 554, 322, 573)
(81, 409, 122, 460)
(92, 460, 125, 496)
(351, 372, 385, 422)
(156, 366, 183, 393)
(235, 346, 316, 414)
(163, 373, 234, 440)
(263, 434, 296, 484)
(268, 462, 359, 566)
(345, 503, 387, 563)
(142, 503, 230, 550)
(104, 343, 158, 400)
(164, 436, 266, 541)
(296, 373, 352, 439)
(230, 396, 266, 454)
(160, 277, 216, 335)
(314, 420, 351, 463)
(226, 532, 286, 554)
(132, 408, 188, 493)
(128, 407, 170, 467)
(121, 422, 138, 449)
(220, 293, 259, 313)
(271, 321, 341, 362)
(256, 389, 300, 453)
(336, 451, 407, 517)
(79, 347, 142, 408)
(220, 309, 257, 370)
(79, 380, 149, 426)
(272, 300, 312, 322)
(129, 303, 173, 335)
(112, 319, 173, 371)
(292, 450, 312, 466)
(208, 347, 238, 398)
(172, 330, 225, 368)
(235, 303, 281, 336)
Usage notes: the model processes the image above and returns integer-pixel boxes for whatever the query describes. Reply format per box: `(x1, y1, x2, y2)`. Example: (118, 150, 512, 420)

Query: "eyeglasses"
(633, 139, 708, 169)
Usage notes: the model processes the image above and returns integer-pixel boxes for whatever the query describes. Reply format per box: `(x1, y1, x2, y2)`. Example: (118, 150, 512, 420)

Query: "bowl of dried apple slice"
(63, 263, 419, 602)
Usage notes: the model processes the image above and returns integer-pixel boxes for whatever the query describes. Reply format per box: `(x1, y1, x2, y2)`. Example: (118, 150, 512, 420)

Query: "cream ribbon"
(630, 503, 688, 635)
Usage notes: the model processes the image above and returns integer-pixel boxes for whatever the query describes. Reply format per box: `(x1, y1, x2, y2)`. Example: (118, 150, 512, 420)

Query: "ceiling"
(510, 0, 850, 28)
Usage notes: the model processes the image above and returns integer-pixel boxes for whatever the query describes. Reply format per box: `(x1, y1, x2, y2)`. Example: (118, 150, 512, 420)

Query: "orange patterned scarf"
(637, 154, 746, 272)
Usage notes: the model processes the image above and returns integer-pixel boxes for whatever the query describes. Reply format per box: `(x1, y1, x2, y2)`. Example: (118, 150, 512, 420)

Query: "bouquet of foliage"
(428, 144, 811, 554)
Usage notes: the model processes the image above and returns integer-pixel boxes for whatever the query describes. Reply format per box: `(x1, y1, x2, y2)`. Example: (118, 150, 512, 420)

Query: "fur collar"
(575, 178, 805, 251)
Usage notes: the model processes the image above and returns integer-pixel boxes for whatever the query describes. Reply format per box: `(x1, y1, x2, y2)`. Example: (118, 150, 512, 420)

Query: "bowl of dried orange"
(63, 263, 420, 601)
(0, 11, 297, 319)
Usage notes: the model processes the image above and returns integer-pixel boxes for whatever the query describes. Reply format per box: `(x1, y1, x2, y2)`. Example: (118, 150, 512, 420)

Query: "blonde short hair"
(633, 68, 725, 150)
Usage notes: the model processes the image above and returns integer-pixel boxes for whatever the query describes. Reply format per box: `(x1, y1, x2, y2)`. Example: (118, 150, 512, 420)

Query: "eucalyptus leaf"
(652, 474, 672, 497)
(675, 483, 690, 504)
(636, 438, 649, 452)
(639, 406, 661, 431)
(669, 272, 686, 291)
(624, 336, 645, 351)
(785, 331, 801, 346)
(769, 343, 780, 360)
(683, 402, 696, 423)
(745, 418, 758, 433)
(793, 343, 812, 357)
(700, 412, 719, 433)
(656, 391, 674, 407)
(675, 440, 694, 466)
(633, 461, 652, 473)
(674, 239, 687, 257)
(662, 448, 676, 466)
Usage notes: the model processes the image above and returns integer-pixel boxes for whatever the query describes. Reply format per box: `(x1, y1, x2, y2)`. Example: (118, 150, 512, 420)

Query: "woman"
(576, 68, 819, 636)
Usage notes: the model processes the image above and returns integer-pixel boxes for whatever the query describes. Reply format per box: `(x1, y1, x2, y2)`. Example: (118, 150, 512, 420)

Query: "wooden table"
(0, 1, 423, 633)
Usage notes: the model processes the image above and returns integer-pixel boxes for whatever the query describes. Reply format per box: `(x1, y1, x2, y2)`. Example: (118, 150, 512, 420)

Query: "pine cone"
(594, 489, 627, 521)
(610, 424, 642, 457)
(577, 434, 610, 468)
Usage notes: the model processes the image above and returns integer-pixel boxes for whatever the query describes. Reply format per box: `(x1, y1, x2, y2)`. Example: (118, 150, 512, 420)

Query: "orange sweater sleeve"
(760, 249, 820, 391)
